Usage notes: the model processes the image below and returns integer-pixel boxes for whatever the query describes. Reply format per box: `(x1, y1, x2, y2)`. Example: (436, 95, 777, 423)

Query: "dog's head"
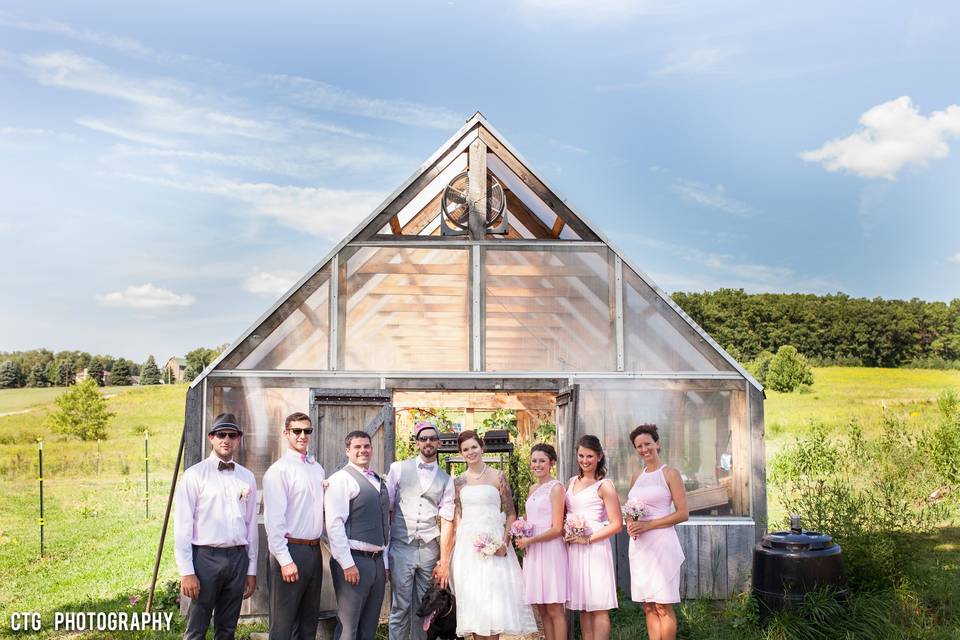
(416, 585, 455, 632)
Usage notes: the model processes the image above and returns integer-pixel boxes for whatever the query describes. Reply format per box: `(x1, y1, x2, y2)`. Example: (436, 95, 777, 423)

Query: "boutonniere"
(239, 484, 251, 502)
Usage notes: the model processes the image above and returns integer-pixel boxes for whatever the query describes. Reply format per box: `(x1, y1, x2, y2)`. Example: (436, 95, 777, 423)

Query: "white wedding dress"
(451, 483, 538, 637)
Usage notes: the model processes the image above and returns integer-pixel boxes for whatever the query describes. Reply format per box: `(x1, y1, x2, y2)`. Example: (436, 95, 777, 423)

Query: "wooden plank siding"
(611, 521, 756, 600)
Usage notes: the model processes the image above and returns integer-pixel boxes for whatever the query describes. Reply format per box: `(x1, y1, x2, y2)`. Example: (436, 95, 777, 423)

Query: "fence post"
(97, 438, 101, 476)
(144, 430, 150, 518)
(37, 437, 44, 559)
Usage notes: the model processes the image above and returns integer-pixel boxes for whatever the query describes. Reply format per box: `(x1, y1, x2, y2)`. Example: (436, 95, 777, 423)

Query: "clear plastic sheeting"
(622, 266, 735, 372)
(484, 246, 616, 372)
(237, 264, 331, 370)
(575, 379, 749, 517)
(210, 385, 310, 479)
(341, 246, 470, 371)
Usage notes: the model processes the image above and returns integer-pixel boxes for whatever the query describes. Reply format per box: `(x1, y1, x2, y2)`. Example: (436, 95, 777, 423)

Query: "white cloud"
(671, 179, 753, 216)
(263, 74, 462, 130)
(653, 47, 736, 77)
(243, 270, 301, 297)
(114, 172, 385, 240)
(800, 96, 960, 180)
(75, 117, 181, 147)
(547, 138, 588, 154)
(96, 284, 196, 309)
(519, 0, 667, 25)
(949, 253, 960, 264)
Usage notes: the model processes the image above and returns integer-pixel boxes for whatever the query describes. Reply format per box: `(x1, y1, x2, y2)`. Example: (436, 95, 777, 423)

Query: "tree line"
(0, 346, 224, 389)
(671, 289, 960, 368)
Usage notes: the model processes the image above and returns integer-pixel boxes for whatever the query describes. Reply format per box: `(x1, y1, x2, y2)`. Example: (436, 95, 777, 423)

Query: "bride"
(449, 430, 538, 640)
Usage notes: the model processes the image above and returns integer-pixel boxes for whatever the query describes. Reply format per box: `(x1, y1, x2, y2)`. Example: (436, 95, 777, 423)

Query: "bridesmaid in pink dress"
(515, 443, 567, 640)
(565, 435, 623, 640)
(626, 424, 689, 640)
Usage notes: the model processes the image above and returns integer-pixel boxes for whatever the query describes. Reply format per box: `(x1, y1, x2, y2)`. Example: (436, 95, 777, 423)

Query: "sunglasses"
(213, 431, 240, 440)
(417, 435, 439, 442)
(288, 428, 314, 436)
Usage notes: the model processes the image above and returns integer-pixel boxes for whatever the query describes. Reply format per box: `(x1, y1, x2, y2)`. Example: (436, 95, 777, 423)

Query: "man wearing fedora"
(263, 412, 326, 640)
(324, 430, 390, 640)
(174, 412, 258, 640)
(385, 421, 455, 640)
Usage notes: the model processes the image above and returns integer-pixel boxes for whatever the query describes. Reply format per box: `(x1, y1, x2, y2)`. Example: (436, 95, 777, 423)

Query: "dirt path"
(0, 408, 33, 418)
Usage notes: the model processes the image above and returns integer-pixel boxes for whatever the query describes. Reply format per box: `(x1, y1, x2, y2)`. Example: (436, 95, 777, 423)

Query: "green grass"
(0, 371, 958, 638)
(764, 366, 960, 455)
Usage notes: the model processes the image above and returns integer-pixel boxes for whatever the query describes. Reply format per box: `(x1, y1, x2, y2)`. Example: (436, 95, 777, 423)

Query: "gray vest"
(343, 466, 390, 547)
(390, 458, 449, 544)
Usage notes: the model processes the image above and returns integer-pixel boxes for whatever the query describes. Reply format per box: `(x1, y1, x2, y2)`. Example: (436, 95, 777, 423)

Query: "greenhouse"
(179, 112, 766, 610)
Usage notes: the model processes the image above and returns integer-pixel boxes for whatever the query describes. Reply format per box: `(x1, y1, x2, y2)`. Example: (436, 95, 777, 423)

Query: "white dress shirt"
(324, 462, 389, 570)
(263, 448, 326, 566)
(386, 455, 456, 522)
(173, 452, 259, 577)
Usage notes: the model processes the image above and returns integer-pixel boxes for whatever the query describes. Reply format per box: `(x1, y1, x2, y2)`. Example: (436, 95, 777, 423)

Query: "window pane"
(623, 266, 734, 372)
(342, 246, 470, 371)
(237, 265, 330, 370)
(576, 379, 749, 517)
(485, 247, 615, 372)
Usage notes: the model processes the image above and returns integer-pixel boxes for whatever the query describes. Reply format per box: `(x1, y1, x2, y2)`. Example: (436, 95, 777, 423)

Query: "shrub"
(47, 378, 114, 440)
(747, 350, 774, 385)
(765, 346, 815, 392)
(770, 419, 948, 591)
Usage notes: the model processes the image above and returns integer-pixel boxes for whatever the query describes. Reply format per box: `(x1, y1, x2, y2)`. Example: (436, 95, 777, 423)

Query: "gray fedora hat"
(209, 412, 243, 435)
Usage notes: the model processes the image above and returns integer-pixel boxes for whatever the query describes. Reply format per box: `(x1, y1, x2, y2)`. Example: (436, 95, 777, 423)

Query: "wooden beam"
(389, 215, 402, 234)
(401, 192, 443, 235)
(551, 217, 565, 239)
(467, 138, 488, 240)
(479, 127, 599, 241)
(504, 189, 553, 239)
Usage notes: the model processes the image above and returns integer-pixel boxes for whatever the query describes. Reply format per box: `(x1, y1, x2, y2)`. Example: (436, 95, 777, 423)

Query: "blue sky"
(1, 1, 959, 362)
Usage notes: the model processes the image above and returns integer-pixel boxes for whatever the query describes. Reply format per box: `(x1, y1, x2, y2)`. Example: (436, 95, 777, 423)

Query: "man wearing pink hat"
(385, 421, 455, 640)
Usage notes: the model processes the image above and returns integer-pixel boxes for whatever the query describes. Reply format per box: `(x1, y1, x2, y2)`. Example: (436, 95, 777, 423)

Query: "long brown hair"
(576, 434, 606, 480)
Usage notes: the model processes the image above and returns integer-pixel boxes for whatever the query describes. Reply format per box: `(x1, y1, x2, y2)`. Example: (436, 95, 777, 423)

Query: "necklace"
(466, 464, 487, 480)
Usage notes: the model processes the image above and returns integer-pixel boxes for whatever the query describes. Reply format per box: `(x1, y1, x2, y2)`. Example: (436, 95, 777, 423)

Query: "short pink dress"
(565, 478, 618, 611)
(628, 465, 685, 603)
(522, 479, 567, 604)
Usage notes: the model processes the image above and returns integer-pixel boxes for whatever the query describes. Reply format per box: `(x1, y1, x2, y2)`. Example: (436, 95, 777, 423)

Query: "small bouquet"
(238, 484, 251, 503)
(510, 518, 534, 540)
(564, 514, 591, 540)
(623, 498, 647, 522)
(473, 533, 502, 559)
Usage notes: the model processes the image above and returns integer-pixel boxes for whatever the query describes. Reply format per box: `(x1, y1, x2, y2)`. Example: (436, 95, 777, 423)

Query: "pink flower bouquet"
(564, 514, 591, 539)
(623, 498, 647, 522)
(510, 518, 534, 539)
(473, 533, 502, 558)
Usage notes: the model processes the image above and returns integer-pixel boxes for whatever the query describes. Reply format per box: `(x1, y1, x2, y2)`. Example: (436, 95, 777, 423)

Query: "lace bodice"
(454, 466, 516, 521)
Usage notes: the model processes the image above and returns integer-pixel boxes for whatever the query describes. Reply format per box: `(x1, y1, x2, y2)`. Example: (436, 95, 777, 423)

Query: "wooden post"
(467, 138, 488, 240)
(144, 430, 150, 518)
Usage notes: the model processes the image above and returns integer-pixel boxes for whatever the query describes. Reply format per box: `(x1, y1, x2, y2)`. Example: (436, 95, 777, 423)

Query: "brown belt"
(285, 535, 322, 546)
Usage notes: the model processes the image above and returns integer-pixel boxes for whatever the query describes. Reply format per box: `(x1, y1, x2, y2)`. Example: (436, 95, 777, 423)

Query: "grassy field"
(0, 369, 957, 638)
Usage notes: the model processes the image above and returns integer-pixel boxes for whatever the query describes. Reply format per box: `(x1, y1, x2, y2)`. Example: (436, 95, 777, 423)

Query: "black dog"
(415, 585, 461, 640)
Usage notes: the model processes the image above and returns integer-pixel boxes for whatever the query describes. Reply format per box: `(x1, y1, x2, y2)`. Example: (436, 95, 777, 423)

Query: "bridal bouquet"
(564, 514, 591, 539)
(510, 518, 534, 540)
(623, 498, 647, 522)
(473, 533, 502, 558)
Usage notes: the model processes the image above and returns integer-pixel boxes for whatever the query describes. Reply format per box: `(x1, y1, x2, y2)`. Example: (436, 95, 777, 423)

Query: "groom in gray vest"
(386, 421, 455, 640)
(324, 431, 391, 640)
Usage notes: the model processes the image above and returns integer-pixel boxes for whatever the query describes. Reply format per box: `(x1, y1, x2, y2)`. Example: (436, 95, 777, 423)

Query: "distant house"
(164, 357, 187, 383)
(75, 368, 90, 383)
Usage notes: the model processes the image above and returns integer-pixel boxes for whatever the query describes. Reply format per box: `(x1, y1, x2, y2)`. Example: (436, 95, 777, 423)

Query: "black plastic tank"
(752, 515, 848, 617)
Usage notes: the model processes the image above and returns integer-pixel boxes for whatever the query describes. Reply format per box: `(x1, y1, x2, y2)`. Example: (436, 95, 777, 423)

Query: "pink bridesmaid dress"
(628, 464, 685, 603)
(565, 477, 618, 611)
(522, 479, 567, 604)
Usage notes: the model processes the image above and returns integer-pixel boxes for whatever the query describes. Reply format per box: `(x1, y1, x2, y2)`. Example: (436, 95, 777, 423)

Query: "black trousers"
(184, 545, 248, 640)
(268, 543, 323, 640)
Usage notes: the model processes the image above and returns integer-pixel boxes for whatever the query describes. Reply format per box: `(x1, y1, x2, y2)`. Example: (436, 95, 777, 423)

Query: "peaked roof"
(193, 112, 762, 391)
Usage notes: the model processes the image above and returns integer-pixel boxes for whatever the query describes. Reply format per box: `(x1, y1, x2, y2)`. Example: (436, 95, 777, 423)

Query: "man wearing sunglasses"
(263, 412, 326, 640)
(174, 412, 258, 640)
(385, 421, 455, 640)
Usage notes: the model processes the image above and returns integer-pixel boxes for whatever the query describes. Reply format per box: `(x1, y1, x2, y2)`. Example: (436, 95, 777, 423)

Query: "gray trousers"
(331, 553, 386, 640)
(388, 539, 440, 640)
(269, 544, 323, 640)
(184, 545, 247, 640)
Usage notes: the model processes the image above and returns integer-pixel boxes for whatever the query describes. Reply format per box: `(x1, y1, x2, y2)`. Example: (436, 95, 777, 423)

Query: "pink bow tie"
(301, 453, 314, 464)
(364, 469, 377, 479)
